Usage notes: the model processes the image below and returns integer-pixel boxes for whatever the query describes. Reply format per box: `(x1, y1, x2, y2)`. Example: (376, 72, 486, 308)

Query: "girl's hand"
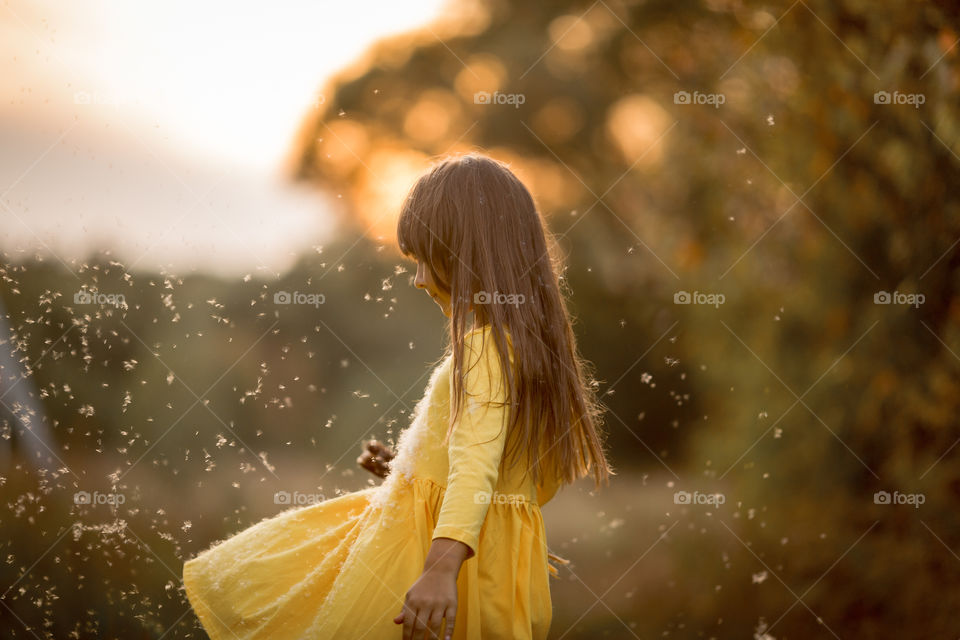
(357, 439, 395, 478)
(393, 537, 468, 640)
(392, 568, 457, 640)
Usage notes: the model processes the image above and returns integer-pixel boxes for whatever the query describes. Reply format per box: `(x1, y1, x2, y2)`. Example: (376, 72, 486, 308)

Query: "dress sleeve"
(431, 329, 512, 560)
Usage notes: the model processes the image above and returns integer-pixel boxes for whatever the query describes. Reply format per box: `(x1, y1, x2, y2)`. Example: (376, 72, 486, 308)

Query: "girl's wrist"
(424, 537, 469, 574)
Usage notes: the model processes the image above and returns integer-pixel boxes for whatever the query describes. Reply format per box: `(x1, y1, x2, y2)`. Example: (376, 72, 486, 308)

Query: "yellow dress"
(182, 324, 563, 639)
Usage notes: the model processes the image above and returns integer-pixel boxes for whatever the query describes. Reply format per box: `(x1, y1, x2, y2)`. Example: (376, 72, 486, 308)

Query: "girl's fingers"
(443, 606, 457, 640)
(357, 452, 389, 478)
(426, 609, 444, 640)
(403, 606, 420, 640)
(395, 606, 409, 639)
(397, 603, 455, 640)
(366, 440, 396, 460)
(415, 607, 435, 640)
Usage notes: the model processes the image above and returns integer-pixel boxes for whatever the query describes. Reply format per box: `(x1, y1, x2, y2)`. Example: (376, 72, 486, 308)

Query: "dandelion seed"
(258, 451, 276, 473)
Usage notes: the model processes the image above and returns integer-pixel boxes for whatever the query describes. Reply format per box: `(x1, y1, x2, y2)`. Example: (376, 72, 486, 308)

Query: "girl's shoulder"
(463, 323, 513, 345)
(462, 324, 514, 364)
(464, 324, 490, 339)
(465, 322, 511, 335)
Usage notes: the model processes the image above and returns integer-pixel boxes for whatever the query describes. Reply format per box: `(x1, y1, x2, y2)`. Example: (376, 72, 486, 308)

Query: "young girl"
(182, 153, 613, 640)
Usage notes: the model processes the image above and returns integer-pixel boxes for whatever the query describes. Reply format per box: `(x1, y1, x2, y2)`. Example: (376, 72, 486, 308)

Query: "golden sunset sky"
(1, 0, 447, 276)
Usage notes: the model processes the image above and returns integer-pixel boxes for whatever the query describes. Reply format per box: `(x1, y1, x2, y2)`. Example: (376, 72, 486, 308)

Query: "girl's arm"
(396, 330, 511, 639)
(432, 329, 510, 558)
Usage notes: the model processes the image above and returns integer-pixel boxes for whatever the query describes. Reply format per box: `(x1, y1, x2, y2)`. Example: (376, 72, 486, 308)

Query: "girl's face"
(414, 259, 452, 317)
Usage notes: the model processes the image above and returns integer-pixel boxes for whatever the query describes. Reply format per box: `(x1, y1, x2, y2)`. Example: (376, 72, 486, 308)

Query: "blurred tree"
(287, 0, 960, 635)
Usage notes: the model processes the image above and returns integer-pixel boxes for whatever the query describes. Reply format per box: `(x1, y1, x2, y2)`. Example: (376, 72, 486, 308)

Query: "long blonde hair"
(397, 153, 613, 491)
